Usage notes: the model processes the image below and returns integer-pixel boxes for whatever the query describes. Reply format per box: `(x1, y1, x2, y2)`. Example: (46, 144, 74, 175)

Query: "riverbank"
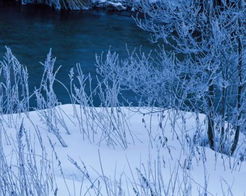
(2, 0, 140, 11)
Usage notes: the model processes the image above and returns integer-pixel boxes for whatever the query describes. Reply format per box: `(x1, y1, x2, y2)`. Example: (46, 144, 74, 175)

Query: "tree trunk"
(231, 1, 243, 154)
(207, 83, 215, 150)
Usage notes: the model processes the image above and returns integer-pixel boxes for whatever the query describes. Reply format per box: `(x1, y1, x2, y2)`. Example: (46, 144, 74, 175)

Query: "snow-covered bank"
(1, 104, 246, 195)
(18, 0, 134, 11)
(17, 0, 159, 11)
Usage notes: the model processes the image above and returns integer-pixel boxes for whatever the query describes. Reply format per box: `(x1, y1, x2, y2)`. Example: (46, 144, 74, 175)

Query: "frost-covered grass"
(1, 48, 246, 195)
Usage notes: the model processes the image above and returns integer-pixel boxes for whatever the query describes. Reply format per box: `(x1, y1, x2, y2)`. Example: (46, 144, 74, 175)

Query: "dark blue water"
(0, 4, 154, 104)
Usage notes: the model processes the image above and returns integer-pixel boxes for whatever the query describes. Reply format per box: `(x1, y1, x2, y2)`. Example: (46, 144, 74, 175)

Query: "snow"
(93, 0, 127, 10)
(1, 104, 246, 195)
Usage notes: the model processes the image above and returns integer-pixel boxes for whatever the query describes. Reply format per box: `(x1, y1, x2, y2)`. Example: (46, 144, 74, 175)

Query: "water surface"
(0, 4, 154, 104)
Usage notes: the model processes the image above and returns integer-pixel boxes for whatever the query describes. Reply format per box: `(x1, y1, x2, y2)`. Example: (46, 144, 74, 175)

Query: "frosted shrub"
(0, 47, 30, 115)
(135, 0, 246, 155)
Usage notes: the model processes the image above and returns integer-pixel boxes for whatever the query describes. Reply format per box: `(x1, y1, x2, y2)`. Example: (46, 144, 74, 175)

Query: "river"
(0, 4, 154, 104)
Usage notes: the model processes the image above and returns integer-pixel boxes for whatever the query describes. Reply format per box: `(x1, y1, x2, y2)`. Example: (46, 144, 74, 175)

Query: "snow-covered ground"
(1, 104, 246, 195)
